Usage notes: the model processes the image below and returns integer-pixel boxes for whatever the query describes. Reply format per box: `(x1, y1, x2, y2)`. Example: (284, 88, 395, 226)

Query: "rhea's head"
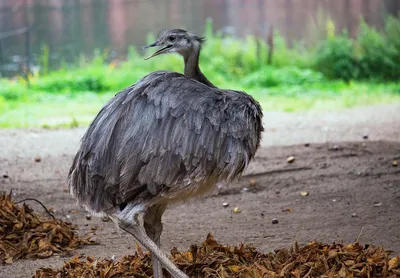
(142, 29, 205, 60)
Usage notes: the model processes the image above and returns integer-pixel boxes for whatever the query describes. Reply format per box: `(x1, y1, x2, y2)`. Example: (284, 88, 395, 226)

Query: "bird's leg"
(118, 215, 188, 278)
(143, 204, 167, 278)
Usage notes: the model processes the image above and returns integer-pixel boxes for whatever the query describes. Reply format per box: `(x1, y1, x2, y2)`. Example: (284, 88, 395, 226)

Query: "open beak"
(142, 41, 172, 60)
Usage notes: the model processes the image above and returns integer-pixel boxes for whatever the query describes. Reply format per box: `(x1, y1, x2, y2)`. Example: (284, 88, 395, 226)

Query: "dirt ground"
(1, 104, 400, 278)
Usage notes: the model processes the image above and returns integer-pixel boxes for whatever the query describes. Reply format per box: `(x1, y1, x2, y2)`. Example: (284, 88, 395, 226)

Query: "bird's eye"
(169, 35, 176, 41)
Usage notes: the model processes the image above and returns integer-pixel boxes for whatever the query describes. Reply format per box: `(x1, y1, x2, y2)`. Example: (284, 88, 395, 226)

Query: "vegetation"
(315, 17, 400, 81)
(0, 17, 399, 128)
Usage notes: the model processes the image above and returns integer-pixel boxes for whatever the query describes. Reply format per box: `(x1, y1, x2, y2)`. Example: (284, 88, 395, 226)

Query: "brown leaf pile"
(35, 233, 400, 278)
(0, 192, 96, 264)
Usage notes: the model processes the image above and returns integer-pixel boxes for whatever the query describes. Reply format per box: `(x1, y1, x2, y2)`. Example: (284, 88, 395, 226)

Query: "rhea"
(68, 29, 263, 278)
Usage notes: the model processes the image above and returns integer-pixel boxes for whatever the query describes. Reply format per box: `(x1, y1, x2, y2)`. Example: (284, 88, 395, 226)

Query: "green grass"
(0, 93, 113, 128)
(252, 83, 400, 112)
(1, 82, 399, 128)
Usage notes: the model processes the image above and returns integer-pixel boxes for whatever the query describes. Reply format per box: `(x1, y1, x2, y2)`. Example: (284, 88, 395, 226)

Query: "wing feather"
(68, 71, 263, 212)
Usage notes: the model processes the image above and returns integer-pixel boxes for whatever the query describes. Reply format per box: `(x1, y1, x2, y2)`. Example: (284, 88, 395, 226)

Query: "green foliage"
(386, 16, 400, 52)
(243, 66, 324, 88)
(0, 16, 399, 112)
(357, 19, 399, 80)
(314, 31, 359, 81)
(0, 79, 28, 100)
(199, 34, 260, 79)
(357, 20, 385, 79)
(31, 67, 111, 93)
(271, 31, 313, 69)
(31, 50, 115, 93)
(314, 17, 400, 81)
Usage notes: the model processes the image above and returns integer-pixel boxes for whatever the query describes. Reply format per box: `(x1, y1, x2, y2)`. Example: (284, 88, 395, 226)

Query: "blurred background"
(1, 0, 399, 75)
(0, 0, 399, 127)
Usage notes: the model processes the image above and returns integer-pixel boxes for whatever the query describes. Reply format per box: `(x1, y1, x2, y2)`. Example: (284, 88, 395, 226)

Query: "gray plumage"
(69, 70, 262, 213)
(68, 29, 263, 278)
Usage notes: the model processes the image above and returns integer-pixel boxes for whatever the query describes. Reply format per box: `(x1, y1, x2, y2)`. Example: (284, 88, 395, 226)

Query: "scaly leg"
(117, 214, 188, 278)
(143, 204, 167, 278)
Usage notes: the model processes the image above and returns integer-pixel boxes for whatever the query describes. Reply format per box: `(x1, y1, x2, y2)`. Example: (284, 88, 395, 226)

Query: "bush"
(383, 16, 400, 80)
(314, 17, 400, 82)
(357, 19, 397, 80)
(314, 32, 359, 81)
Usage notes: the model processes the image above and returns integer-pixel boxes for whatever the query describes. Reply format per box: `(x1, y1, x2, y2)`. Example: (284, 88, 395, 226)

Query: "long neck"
(184, 47, 215, 87)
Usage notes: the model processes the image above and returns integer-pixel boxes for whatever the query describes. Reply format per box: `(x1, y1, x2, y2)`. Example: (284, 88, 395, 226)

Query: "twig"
(356, 227, 364, 243)
(15, 198, 56, 220)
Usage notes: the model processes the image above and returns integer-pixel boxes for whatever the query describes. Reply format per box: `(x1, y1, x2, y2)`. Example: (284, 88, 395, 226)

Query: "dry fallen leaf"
(34, 233, 399, 278)
(0, 192, 96, 264)
(229, 265, 241, 273)
(388, 256, 400, 270)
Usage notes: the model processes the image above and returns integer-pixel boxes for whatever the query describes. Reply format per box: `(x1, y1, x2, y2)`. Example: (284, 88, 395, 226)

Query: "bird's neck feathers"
(183, 43, 215, 88)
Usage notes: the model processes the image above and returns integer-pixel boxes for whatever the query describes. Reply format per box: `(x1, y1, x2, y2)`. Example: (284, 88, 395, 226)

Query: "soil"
(1, 104, 399, 278)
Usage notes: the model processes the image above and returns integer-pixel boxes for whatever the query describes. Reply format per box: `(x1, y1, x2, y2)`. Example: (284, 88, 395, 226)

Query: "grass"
(1, 82, 399, 128)
(0, 93, 113, 128)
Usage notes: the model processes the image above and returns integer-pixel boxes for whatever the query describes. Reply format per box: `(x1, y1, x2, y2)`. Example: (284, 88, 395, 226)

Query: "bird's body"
(70, 70, 262, 216)
(68, 29, 263, 278)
